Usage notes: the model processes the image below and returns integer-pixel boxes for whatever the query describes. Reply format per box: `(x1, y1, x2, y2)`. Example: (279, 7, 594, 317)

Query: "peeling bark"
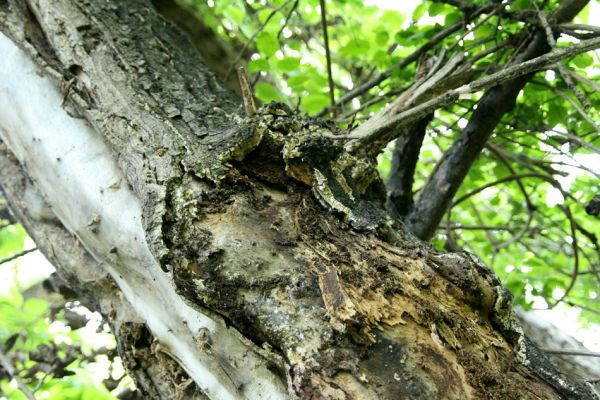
(0, 0, 597, 399)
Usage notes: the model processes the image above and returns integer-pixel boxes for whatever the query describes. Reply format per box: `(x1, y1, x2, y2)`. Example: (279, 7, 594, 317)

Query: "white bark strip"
(0, 32, 286, 400)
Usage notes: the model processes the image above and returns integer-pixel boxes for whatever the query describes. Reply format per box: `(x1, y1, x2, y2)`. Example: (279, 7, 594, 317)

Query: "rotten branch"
(340, 36, 600, 152)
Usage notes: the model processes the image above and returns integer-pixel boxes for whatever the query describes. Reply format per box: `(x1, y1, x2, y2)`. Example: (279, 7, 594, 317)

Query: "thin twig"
(319, 0, 336, 117)
(541, 348, 600, 358)
(315, 12, 477, 117)
(549, 204, 579, 309)
(0, 248, 37, 266)
(486, 146, 535, 251)
(277, 0, 299, 41)
(0, 348, 36, 400)
(551, 87, 598, 131)
(559, 23, 600, 34)
(534, 3, 590, 109)
(31, 371, 50, 394)
(447, 4, 504, 54)
(560, 67, 600, 92)
(451, 173, 560, 207)
(530, 80, 599, 131)
(438, 225, 519, 232)
(224, 0, 293, 81)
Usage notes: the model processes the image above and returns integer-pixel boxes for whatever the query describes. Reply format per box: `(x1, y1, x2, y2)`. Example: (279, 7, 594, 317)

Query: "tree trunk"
(0, 1, 596, 399)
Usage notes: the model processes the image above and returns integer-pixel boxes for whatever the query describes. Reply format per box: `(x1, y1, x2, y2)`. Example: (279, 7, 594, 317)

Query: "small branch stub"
(238, 66, 256, 117)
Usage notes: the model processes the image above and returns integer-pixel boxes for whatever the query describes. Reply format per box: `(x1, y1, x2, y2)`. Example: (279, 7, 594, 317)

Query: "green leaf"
(302, 93, 330, 114)
(223, 5, 245, 25)
(254, 82, 281, 102)
(256, 32, 280, 57)
(277, 57, 301, 73)
(286, 75, 309, 91)
(445, 12, 462, 25)
(412, 4, 425, 20)
(571, 53, 593, 69)
(429, 3, 446, 16)
(513, 0, 531, 11)
(248, 58, 269, 73)
(340, 38, 370, 57)
(375, 31, 390, 46)
(381, 10, 405, 27)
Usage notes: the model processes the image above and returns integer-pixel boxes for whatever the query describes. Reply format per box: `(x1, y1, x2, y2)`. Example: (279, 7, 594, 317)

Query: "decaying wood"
(0, 0, 597, 398)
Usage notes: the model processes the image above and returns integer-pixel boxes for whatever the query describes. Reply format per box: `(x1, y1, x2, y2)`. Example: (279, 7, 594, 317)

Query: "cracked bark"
(405, 0, 590, 241)
(0, 0, 597, 399)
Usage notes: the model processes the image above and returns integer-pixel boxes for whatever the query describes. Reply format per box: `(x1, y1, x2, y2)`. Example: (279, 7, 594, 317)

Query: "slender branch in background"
(456, 36, 599, 93)
(0, 348, 36, 400)
(277, 0, 299, 40)
(0, 248, 37, 266)
(548, 204, 579, 309)
(438, 225, 520, 232)
(224, 0, 293, 81)
(451, 173, 559, 207)
(560, 67, 600, 92)
(446, 4, 504, 54)
(485, 145, 535, 251)
(560, 23, 600, 33)
(314, 9, 480, 117)
(430, 0, 533, 23)
(319, 0, 336, 118)
(534, 3, 590, 109)
(466, 38, 513, 66)
(541, 348, 600, 357)
(550, 87, 599, 131)
(334, 86, 407, 123)
(559, 23, 600, 39)
(467, 202, 498, 265)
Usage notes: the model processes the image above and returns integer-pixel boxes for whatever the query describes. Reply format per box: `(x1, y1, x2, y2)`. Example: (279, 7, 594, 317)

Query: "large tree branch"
(402, 0, 591, 240)
(342, 35, 599, 153)
(386, 114, 432, 217)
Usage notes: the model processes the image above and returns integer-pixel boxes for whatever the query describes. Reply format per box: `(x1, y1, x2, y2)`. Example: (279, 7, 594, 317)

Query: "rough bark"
(151, 0, 243, 94)
(0, 0, 597, 399)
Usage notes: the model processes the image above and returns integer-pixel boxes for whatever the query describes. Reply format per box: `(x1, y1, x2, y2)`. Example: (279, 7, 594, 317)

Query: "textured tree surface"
(0, 0, 596, 399)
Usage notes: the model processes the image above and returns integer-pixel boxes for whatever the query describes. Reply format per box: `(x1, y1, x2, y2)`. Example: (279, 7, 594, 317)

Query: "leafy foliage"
(0, 217, 129, 399)
(187, 0, 599, 323)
